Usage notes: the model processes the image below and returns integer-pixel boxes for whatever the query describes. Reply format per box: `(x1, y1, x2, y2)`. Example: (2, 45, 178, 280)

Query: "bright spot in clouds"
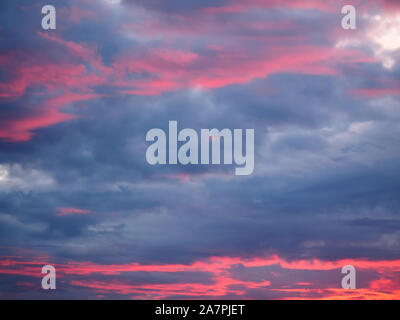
(367, 13, 400, 69)
(0, 167, 8, 181)
(368, 14, 400, 51)
(338, 13, 400, 70)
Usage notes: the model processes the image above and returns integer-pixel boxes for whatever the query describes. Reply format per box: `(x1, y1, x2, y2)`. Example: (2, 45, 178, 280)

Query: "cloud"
(0, 164, 54, 192)
(0, 0, 400, 299)
(56, 207, 92, 216)
(1, 251, 400, 299)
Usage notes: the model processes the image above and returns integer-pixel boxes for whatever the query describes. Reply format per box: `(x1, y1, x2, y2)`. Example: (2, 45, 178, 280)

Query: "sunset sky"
(1, 0, 400, 299)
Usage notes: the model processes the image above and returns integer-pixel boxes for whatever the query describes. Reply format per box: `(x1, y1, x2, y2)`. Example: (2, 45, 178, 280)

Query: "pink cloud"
(110, 45, 374, 95)
(0, 1, 384, 143)
(0, 91, 102, 142)
(59, 5, 100, 24)
(56, 207, 91, 216)
(1, 252, 400, 299)
(0, 35, 108, 142)
(351, 87, 400, 98)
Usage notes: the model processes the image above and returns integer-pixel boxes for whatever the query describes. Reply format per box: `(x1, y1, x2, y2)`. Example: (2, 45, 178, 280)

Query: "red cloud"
(0, 35, 107, 142)
(110, 46, 374, 95)
(56, 207, 91, 216)
(1, 253, 400, 299)
(0, 0, 385, 143)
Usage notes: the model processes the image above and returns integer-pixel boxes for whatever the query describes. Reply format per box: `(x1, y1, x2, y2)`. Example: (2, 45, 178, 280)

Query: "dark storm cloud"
(1, 74, 400, 263)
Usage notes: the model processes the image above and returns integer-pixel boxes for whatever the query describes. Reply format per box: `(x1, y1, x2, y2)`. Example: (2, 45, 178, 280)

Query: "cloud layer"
(0, 0, 400, 299)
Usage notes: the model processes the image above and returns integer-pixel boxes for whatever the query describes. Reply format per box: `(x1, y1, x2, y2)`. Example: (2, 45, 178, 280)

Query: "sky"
(0, 0, 400, 299)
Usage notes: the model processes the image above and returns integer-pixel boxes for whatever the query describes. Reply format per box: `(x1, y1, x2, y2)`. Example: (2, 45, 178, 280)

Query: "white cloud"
(336, 13, 400, 70)
(368, 14, 400, 51)
(367, 13, 400, 69)
(0, 164, 54, 192)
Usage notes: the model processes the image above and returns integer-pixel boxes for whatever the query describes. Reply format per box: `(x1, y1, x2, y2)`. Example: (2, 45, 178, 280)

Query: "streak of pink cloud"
(56, 207, 92, 216)
(1, 252, 400, 299)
